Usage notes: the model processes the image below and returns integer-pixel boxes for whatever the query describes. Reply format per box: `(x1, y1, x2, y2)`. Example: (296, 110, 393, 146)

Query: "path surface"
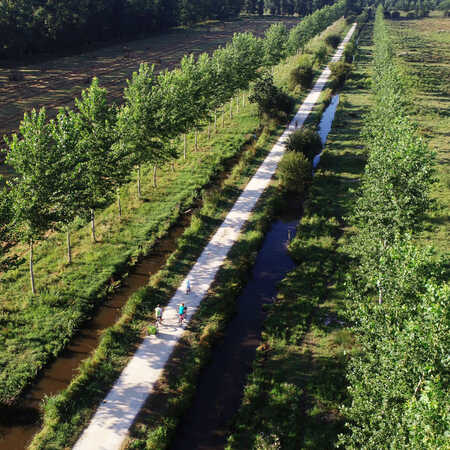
(73, 23, 357, 450)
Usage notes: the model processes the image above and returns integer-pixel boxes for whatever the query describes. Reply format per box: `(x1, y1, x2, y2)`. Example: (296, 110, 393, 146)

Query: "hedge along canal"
(70, 24, 357, 450)
(168, 91, 343, 450)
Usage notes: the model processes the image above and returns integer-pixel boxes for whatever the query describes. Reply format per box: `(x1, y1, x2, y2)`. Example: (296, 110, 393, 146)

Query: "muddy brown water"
(0, 134, 258, 450)
(0, 213, 191, 450)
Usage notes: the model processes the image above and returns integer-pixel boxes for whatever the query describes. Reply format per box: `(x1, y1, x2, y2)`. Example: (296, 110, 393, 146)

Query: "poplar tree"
(4, 108, 59, 294)
(73, 78, 118, 242)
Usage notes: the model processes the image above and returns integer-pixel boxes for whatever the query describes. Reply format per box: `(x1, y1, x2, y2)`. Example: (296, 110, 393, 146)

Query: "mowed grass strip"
(387, 12, 450, 254)
(226, 22, 373, 450)
(29, 20, 350, 450)
(0, 100, 259, 405)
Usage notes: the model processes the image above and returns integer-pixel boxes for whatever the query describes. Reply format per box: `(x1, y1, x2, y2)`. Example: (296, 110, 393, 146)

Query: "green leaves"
(340, 8, 448, 448)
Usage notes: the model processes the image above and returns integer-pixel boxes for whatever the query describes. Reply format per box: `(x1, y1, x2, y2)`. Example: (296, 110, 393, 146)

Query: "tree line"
(339, 7, 448, 449)
(0, 0, 347, 294)
(0, 0, 241, 58)
(0, 0, 352, 59)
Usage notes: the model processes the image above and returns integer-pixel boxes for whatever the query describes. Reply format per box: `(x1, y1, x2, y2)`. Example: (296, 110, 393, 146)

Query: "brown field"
(0, 16, 299, 144)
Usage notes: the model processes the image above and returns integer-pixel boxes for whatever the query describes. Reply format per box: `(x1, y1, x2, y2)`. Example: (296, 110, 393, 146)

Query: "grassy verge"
(387, 11, 449, 254)
(226, 21, 374, 450)
(28, 19, 351, 449)
(0, 18, 351, 407)
(0, 93, 259, 405)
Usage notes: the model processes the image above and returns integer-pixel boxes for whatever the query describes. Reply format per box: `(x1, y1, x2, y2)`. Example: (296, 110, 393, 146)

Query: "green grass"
(226, 21, 373, 450)
(0, 100, 259, 406)
(28, 19, 353, 450)
(387, 12, 450, 254)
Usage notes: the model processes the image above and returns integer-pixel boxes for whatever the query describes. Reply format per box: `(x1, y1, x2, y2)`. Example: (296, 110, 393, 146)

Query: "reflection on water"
(313, 94, 340, 169)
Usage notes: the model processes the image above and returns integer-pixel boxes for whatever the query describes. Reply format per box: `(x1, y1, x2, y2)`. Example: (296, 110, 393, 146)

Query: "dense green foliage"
(339, 8, 449, 449)
(277, 151, 312, 192)
(0, 2, 347, 406)
(0, 0, 241, 58)
(289, 54, 314, 89)
(286, 126, 322, 160)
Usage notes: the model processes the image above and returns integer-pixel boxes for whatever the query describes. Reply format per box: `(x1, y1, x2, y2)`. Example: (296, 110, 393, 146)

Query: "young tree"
(262, 22, 288, 68)
(117, 63, 163, 197)
(4, 108, 59, 294)
(73, 78, 118, 242)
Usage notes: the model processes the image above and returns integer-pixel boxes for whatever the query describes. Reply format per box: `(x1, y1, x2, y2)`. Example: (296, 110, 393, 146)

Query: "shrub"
(278, 152, 312, 194)
(406, 11, 416, 18)
(250, 73, 294, 123)
(288, 55, 314, 90)
(346, 14, 357, 24)
(384, 10, 391, 19)
(329, 61, 352, 89)
(314, 43, 328, 66)
(391, 10, 401, 19)
(325, 34, 341, 49)
(343, 41, 356, 63)
(286, 127, 322, 161)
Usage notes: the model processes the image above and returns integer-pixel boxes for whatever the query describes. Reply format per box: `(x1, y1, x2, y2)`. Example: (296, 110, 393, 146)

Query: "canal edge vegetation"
(226, 17, 373, 450)
(27, 17, 356, 449)
(0, 1, 347, 407)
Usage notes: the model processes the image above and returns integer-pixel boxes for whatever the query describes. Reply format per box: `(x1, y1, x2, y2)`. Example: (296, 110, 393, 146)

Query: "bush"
(288, 55, 314, 90)
(278, 152, 312, 194)
(346, 14, 357, 24)
(329, 61, 352, 89)
(406, 11, 416, 18)
(325, 34, 341, 49)
(384, 10, 391, 19)
(250, 73, 295, 123)
(343, 41, 356, 63)
(391, 10, 400, 19)
(314, 43, 328, 66)
(286, 127, 322, 161)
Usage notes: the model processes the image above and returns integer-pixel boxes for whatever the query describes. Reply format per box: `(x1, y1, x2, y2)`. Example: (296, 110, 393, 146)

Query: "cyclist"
(178, 303, 187, 325)
(154, 304, 163, 330)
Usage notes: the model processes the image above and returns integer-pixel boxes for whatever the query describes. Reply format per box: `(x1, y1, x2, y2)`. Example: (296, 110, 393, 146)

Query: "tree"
(74, 78, 119, 242)
(4, 108, 59, 294)
(118, 63, 163, 197)
(262, 22, 288, 67)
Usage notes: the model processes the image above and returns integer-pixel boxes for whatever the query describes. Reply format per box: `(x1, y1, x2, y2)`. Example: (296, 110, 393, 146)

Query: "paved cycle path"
(73, 23, 357, 450)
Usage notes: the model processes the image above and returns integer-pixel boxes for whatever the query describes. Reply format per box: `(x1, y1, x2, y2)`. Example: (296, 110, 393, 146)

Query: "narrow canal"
(170, 95, 340, 450)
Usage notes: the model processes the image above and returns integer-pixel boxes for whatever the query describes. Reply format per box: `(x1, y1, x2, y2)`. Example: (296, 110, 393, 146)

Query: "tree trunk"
(153, 165, 157, 188)
(67, 228, 72, 264)
(229, 99, 233, 119)
(242, 92, 245, 107)
(30, 240, 36, 295)
(117, 188, 122, 219)
(91, 209, 97, 242)
(208, 123, 211, 140)
(236, 95, 239, 113)
(222, 110, 225, 127)
(183, 133, 187, 160)
(194, 129, 198, 151)
(171, 162, 175, 172)
(214, 110, 217, 130)
(137, 165, 141, 199)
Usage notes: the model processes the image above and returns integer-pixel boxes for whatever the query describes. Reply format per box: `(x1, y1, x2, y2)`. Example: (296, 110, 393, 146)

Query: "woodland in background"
(0, 0, 353, 58)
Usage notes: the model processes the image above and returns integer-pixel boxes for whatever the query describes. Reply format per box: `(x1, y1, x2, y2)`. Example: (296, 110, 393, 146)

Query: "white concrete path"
(73, 23, 357, 450)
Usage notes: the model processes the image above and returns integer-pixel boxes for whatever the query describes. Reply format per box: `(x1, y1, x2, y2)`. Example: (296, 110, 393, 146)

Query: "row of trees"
(1, 0, 347, 294)
(0, 0, 242, 58)
(339, 7, 448, 449)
